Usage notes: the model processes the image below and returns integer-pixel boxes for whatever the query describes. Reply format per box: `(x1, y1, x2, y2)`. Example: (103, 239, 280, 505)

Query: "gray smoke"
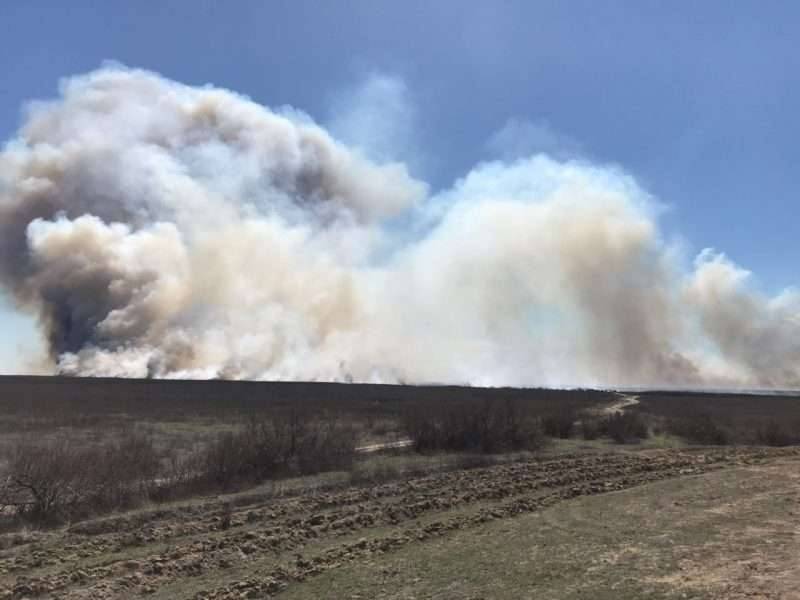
(1, 66, 798, 388)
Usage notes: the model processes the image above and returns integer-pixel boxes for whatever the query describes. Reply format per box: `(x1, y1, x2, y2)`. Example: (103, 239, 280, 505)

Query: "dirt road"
(602, 392, 640, 414)
(354, 439, 413, 453)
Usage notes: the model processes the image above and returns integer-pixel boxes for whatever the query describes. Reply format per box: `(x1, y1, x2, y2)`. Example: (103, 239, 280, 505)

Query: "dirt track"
(3, 447, 798, 599)
(354, 439, 413, 453)
(602, 392, 640, 414)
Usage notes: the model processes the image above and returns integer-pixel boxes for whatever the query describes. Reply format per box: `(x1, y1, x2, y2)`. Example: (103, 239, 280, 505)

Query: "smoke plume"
(0, 66, 797, 388)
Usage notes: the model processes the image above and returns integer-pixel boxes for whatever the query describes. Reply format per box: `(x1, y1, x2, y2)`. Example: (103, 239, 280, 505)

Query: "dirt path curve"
(603, 392, 640, 415)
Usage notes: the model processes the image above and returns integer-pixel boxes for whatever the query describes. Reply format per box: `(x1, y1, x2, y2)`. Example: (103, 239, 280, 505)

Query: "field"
(282, 451, 800, 600)
(0, 377, 799, 599)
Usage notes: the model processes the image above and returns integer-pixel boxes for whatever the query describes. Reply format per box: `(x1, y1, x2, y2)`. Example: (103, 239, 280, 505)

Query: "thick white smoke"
(0, 66, 797, 388)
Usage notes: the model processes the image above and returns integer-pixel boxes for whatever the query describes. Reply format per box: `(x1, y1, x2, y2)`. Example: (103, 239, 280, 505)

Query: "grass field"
(1, 445, 799, 599)
(282, 453, 800, 600)
(0, 376, 799, 598)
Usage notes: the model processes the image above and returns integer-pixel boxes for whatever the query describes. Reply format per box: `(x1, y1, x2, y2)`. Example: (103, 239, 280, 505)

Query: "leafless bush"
(666, 413, 731, 445)
(754, 419, 799, 447)
(2, 430, 162, 525)
(88, 431, 161, 510)
(0, 412, 357, 527)
(201, 430, 263, 490)
(4, 439, 94, 525)
(199, 415, 356, 490)
(636, 392, 800, 446)
(604, 411, 649, 444)
(542, 407, 577, 439)
(403, 399, 544, 453)
(663, 412, 800, 447)
(294, 420, 357, 474)
(580, 413, 602, 440)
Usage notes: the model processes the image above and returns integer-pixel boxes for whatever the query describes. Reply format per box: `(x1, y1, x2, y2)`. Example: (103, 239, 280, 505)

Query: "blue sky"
(0, 1, 798, 372)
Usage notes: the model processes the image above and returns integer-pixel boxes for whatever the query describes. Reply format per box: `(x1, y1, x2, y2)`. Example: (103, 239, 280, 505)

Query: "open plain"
(0, 377, 798, 599)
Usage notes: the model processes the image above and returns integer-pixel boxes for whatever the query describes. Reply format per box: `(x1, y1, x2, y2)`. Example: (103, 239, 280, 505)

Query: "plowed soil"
(3, 447, 799, 599)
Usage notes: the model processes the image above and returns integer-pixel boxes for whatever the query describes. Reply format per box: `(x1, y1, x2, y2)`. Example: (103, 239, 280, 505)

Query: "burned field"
(636, 389, 800, 446)
(0, 377, 799, 598)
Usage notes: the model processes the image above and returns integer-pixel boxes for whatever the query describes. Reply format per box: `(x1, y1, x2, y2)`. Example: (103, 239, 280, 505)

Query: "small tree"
(6, 439, 92, 524)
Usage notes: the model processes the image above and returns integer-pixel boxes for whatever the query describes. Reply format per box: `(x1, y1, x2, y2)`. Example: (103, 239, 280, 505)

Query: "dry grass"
(282, 456, 800, 600)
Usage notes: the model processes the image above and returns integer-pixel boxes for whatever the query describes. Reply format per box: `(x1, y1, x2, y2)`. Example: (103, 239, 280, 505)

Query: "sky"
(0, 1, 797, 376)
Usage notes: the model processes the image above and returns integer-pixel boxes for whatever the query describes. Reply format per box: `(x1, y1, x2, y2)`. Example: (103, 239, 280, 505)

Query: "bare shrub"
(88, 431, 161, 510)
(3, 430, 165, 525)
(403, 399, 544, 454)
(579, 413, 602, 440)
(200, 430, 255, 490)
(199, 415, 356, 490)
(666, 413, 730, 445)
(542, 407, 577, 439)
(635, 392, 800, 446)
(754, 419, 798, 447)
(604, 411, 649, 444)
(5, 438, 94, 525)
(663, 412, 800, 447)
(294, 420, 357, 474)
